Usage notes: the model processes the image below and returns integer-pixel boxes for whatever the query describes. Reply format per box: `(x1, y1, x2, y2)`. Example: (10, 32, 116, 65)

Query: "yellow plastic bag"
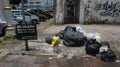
(51, 36, 60, 47)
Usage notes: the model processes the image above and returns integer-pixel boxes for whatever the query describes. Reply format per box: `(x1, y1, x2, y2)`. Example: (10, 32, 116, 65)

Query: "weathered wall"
(55, 0, 65, 24)
(55, 0, 120, 24)
(85, 0, 120, 24)
(0, 0, 6, 20)
(79, 0, 85, 24)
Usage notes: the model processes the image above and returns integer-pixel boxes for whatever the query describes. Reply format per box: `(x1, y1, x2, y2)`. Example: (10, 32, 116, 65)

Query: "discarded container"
(51, 36, 60, 47)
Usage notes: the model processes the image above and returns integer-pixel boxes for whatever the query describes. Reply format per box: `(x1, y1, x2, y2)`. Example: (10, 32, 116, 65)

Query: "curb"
(0, 41, 24, 61)
(0, 50, 10, 61)
(9, 51, 57, 56)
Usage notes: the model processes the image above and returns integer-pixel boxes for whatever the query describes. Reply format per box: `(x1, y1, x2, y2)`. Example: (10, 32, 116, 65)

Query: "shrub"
(83, 19, 92, 25)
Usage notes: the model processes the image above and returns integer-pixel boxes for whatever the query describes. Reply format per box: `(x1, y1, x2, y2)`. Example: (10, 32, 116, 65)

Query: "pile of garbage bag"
(46, 26, 87, 47)
(96, 42, 116, 62)
(45, 26, 116, 62)
(85, 39, 101, 56)
(63, 26, 87, 47)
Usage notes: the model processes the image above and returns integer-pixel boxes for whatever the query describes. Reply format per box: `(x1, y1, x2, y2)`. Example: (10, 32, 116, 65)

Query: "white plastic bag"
(85, 33, 102, 42)
(76, 26, 85, 33)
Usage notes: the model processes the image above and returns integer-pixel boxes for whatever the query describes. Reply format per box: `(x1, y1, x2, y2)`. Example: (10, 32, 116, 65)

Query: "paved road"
(1, 55, 120, 67)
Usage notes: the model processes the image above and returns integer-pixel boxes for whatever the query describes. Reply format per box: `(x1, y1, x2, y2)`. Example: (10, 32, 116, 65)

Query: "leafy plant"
(83, 19, 92, 25)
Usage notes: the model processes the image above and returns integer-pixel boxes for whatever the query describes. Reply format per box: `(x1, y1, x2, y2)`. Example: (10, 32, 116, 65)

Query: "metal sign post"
(21, 0, 29, 51)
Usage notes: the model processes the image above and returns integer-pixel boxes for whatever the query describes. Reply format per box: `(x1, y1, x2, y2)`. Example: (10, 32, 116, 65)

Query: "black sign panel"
(16, 24, 37, 40)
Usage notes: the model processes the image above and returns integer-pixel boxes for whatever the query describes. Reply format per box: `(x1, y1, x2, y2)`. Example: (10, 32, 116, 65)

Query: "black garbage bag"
(56, 30, 64, 39)
(63, 39, 85, 47)
(63, 29, 86, 47)
(85, 39, 101, 56)
(64, 26, 76, 32)
(96, 42, 116, 62)
(56, 26, 76, 39)
(100, 41, 110, 48)
(45, 36, 53, 44)
(96, 49, 116, 62)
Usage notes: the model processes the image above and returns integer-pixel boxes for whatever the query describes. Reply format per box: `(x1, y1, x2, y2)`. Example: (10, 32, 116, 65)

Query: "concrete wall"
(54, 0, 90, 24)
(85, 0, 120, 24)
(79, 0, 85, 24)
(55, 0, 64, 24)
(55, 0, 120, 24)
(0, 0, 6, 20)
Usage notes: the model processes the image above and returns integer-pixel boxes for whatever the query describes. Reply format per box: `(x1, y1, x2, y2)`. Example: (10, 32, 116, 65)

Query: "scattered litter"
(57, 53, 64, 58)
(48, 57, 53, 60)
(76, 26, 85, 33)
(67, 52, 74, 59)
(59, 44, 62, 47)
(46, 25, 117, 62)
(51, 36, 61, 47)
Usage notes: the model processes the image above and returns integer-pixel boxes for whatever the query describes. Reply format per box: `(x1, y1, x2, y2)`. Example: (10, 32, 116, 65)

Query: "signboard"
(16, 24, 37, 40)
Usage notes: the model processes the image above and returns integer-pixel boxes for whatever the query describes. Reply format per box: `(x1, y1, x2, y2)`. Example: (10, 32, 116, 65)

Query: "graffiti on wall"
(96, 1, 120, 17)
